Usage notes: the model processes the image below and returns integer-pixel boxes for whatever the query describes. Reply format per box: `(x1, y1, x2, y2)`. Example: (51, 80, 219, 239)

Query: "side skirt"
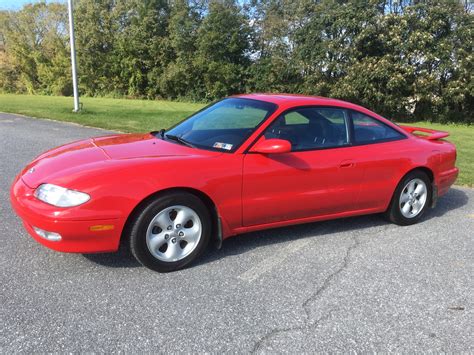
(228, 207, 384, 238)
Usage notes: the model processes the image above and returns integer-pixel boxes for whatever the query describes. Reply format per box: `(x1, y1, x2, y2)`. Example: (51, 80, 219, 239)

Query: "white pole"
(67, 0, 80, 112)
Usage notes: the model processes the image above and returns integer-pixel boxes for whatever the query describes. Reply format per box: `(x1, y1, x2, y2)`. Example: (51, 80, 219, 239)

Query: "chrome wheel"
(399, 178, 428, 218)
(145, 205, 202, 262)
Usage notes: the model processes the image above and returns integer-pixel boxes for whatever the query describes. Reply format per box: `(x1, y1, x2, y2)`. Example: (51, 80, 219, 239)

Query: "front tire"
(129, 192, 211, 272)
(385, 171, 432, 226)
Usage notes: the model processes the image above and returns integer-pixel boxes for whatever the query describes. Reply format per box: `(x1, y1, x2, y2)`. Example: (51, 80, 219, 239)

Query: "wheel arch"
(406, 166, 434, 183)
(120, 187, 221, 250)
(387, 166, 435, 211)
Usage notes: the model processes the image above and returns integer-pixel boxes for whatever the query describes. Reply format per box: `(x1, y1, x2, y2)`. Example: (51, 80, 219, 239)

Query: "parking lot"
(1, 112, 473, 352)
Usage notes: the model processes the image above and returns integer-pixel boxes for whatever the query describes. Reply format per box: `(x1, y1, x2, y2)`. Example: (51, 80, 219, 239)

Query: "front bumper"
(10, 176, 125, 253)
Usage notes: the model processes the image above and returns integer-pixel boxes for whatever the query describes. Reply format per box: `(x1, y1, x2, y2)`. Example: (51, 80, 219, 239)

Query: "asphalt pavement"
(1, 112, 473, 352)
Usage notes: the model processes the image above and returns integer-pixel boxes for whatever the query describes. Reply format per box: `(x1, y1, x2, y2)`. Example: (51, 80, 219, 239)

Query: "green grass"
(402, 122, 473, 186)
(0, 94, 472, 186)
(0, 94, 204, 132)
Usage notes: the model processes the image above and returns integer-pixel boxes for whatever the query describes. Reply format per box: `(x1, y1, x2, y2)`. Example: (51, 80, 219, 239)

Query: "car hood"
(21, 133, 218, 188)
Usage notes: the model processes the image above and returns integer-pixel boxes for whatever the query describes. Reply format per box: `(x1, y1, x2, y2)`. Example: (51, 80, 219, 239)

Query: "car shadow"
(82, 245, 141, 268)
(82, 187, 469, 269)
(424, 187, 470, 220)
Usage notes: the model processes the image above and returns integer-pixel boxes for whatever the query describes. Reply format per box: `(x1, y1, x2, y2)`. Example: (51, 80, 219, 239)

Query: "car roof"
(234, 93, 351, 107)
(233, 93, 392, 122)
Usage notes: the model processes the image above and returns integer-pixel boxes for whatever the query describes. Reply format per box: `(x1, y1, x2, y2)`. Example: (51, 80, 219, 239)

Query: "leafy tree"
(331, 0, 473, 123)
(74, 0, 121, 95)
(0, 3, 71, 95)
(114, 0, 172, 98)
(158, 0, 202, 99)
(193, 0, 252, 99)
(246, 0, 304, 93)
(0, 0, 472, 123)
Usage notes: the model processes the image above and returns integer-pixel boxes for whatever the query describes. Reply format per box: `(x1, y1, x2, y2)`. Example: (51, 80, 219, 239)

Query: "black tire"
(129, 191, 211, 272)
(385, 170, 432, 226)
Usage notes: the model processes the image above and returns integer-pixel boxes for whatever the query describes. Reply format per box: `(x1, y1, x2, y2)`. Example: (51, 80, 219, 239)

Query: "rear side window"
(352, 111, 404, 144)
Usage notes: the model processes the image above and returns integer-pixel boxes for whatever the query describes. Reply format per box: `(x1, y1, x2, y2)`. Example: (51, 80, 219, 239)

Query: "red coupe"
(10, 94, 459, 272)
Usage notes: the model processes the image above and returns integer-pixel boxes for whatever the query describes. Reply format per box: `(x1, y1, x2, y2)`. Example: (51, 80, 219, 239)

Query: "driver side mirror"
(250, 138, 291, 154)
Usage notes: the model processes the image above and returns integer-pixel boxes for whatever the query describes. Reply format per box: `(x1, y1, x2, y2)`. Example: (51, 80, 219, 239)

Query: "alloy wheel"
(399, 178, 428, 218)
(145, 205, 202, 262)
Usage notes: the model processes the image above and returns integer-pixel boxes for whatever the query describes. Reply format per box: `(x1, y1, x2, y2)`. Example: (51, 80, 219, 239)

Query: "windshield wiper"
(165, 134, 196, 148)
(150, 129, 166, 139)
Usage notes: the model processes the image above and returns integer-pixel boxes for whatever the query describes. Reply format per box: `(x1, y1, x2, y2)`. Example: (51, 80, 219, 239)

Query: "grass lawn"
(403, 122, 473, 186)
(0, 94, 472, 186)
(0, 94, 204, 132)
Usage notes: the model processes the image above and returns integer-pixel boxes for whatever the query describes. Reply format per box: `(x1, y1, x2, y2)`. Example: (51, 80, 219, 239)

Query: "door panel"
(242, 147, 364, 226)
(242, 106, 364, 227)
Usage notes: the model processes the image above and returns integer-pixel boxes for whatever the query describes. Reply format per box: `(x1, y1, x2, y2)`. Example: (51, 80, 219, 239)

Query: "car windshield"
(164, 98, 277, 152)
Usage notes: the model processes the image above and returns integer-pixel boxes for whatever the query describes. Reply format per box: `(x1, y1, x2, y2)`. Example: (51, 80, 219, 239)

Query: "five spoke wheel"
(146, 205, 202, 262)
(130, 192, 211, 272)
(399, 178, 428, 218)
(386, 170, 431, 226)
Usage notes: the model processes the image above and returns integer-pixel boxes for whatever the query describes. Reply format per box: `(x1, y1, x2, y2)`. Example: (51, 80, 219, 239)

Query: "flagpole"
(67, 0, 80, 112)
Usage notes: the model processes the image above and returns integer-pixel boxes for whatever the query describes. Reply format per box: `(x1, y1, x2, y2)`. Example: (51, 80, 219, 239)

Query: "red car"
(10, 94, 459, 272)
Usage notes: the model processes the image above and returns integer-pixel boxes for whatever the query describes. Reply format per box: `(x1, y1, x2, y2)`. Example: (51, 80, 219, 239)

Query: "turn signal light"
(89, 225, 115, 232)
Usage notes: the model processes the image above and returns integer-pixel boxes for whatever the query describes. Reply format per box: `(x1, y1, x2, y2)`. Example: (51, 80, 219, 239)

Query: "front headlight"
(34, 183, 90, 207)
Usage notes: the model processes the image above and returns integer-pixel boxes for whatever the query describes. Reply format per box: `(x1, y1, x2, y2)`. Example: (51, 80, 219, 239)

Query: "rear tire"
(129, 192, 211, 272)
(385, 170, 432, 226)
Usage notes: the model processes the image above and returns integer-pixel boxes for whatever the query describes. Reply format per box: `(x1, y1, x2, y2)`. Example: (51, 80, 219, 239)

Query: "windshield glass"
(165, 98, 277, 152)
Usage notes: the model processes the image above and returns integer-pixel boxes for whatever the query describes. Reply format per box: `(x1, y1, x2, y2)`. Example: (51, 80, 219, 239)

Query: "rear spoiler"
(399, 125, 449, 140)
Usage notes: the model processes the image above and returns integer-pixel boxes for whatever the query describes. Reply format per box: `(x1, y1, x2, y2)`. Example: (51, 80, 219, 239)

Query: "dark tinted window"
(352, 111, 404, 144)
(264, 107, 350, 151)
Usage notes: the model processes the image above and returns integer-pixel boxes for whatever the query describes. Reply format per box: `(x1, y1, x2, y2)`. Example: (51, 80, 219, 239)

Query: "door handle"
(340, 160, 354, 168)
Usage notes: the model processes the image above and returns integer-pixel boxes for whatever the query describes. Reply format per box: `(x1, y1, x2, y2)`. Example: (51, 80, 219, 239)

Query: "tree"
(193, 0, 252, 99)
(0, 0, 472, 123)
(73, 0, 121, 95)
(115, 0, 172, 98)
(246, 0, 304, 93)
(158, 0, 203, 99)
(331, 0, 473, 123)
(0, 3, 71, 95)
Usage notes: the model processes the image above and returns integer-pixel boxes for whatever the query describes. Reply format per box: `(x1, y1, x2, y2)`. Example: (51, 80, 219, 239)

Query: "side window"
(352, 111, 404, 144)
(264, 107, 350, 151)
(284, 111, 309, 125)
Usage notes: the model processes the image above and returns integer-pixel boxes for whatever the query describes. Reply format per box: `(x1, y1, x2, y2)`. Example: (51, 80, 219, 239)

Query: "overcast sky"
(0, 0, 65, 10)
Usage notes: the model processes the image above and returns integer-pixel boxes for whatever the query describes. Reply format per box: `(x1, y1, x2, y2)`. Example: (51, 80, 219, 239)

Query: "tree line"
(0, 0, 472, 123)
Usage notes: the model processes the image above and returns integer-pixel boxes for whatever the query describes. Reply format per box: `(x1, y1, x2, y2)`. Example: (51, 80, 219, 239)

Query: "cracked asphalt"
(1, 112, 473, 352)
